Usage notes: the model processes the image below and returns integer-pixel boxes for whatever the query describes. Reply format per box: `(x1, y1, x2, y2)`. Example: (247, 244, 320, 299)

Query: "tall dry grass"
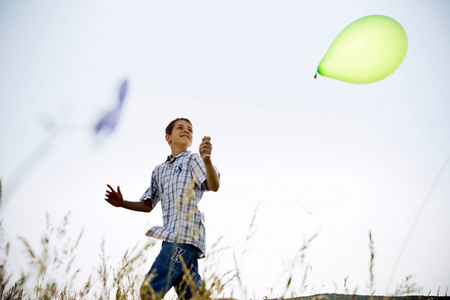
(1, 212, 447, 300)
(0, 213, 155, 300)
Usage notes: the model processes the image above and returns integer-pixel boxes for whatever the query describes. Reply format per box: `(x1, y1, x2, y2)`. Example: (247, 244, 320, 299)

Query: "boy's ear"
(165, 134, 171, 144)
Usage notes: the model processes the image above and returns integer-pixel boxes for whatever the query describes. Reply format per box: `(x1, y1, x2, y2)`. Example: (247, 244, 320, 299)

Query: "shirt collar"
(165, 150, 191, 164)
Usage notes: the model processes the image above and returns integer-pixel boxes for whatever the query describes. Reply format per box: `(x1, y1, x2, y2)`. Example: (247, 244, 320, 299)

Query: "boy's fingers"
(200, 147, 211, 153)
(117, 186, 121, 194)
(107, 184, 115, 193)
(200, 141, 212, 148)
(200, 137, 213, 156)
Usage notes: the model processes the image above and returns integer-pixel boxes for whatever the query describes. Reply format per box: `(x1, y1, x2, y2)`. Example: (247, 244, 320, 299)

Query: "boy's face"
(165, 120, 193, 148)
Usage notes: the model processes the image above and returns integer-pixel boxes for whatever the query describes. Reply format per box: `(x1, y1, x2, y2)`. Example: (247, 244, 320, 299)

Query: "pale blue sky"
(1, 1, 449, 298)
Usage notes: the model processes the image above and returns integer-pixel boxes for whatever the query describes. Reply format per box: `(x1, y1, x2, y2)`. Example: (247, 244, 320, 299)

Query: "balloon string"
(386, 150, 450, 292)
(242, 156, 313, 216)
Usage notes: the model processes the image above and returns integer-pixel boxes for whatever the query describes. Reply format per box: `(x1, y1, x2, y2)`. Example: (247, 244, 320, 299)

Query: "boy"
(105, 118, 220, 299)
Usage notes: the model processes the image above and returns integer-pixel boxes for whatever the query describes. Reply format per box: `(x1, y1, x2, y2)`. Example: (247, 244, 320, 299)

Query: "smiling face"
(165, 119, 193, 149)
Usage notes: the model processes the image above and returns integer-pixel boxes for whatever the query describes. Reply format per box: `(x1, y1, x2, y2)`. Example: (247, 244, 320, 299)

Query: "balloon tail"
(314, 73, 318, 79)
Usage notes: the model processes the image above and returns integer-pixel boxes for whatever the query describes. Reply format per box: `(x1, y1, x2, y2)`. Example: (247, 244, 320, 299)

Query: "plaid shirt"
(140, 151, 218, 258)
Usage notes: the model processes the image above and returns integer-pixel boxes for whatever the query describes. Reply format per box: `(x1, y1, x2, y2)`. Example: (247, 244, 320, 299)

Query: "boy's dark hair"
(165, 118, 192, 135)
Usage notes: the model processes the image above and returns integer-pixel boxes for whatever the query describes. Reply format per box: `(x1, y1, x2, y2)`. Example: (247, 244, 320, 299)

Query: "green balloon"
(316, 15, 408, 84)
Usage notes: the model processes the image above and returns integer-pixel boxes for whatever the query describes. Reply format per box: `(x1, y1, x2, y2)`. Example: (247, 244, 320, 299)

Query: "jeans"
(141, 242, 202, 299)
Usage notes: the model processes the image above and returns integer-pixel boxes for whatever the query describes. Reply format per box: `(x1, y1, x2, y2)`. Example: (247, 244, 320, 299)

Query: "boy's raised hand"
(199, 136, 213, 161)
(105, 184, 123, 207)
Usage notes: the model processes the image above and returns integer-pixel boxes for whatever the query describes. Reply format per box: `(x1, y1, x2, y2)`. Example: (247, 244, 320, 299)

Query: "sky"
(1, 1, 449, 299)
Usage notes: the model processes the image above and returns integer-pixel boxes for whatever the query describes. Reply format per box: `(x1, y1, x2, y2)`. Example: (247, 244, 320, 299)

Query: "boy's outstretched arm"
(105, 184, 153, 212)
(199, 136, 220, 192)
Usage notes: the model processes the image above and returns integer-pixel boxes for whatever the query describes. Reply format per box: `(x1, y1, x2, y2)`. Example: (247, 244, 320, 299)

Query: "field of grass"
(1, 212, 448, 300)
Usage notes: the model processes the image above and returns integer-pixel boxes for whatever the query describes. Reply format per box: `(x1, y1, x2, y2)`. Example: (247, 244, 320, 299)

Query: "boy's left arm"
(199, 136, 220, 192)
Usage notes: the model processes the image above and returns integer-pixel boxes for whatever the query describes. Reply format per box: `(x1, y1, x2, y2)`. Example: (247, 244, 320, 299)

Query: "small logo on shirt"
(171, 247, 186, 263)
(175, 164, 183, 174)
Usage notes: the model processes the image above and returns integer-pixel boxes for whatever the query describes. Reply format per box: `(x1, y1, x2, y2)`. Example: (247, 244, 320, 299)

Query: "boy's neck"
(170, 146, 189, 158)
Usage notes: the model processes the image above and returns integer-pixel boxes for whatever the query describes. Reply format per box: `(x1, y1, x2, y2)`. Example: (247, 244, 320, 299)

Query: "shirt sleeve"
(140, 169, 160, 208)
(190, 153, 220, 191)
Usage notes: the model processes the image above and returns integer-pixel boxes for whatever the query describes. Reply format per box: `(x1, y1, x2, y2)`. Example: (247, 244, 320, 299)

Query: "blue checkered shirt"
(140, 151, 219, 258)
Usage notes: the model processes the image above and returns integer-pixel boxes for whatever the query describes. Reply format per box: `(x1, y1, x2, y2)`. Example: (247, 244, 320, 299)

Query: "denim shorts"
(141, 242, 202, 299)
